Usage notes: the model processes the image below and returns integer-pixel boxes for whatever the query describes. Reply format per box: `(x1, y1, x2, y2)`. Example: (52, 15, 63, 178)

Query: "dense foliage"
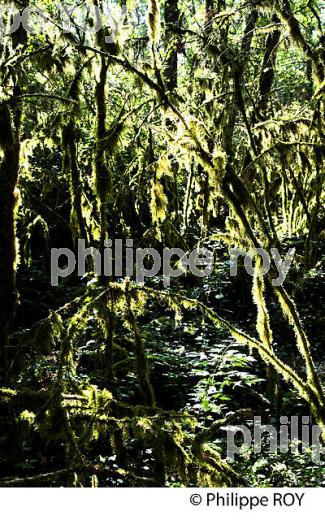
(0, 0, 324, 486)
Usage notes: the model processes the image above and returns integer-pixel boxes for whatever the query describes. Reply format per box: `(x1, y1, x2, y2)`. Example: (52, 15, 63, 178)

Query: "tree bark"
(164, 0, 179, 90)
(0, 98, 21, 369)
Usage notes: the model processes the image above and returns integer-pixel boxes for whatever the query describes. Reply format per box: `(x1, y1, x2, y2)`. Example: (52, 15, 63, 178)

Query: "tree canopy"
(0, 0, 324, 487)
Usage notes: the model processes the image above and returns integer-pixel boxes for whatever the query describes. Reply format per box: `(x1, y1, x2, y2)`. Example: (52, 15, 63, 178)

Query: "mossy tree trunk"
(164, 0, 179, 91)
(0, 7, 27, 376)
(0, 102, 20, 358)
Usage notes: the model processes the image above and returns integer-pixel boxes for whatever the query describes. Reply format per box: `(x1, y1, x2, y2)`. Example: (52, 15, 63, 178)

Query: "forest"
(0, 0, 324, 487)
